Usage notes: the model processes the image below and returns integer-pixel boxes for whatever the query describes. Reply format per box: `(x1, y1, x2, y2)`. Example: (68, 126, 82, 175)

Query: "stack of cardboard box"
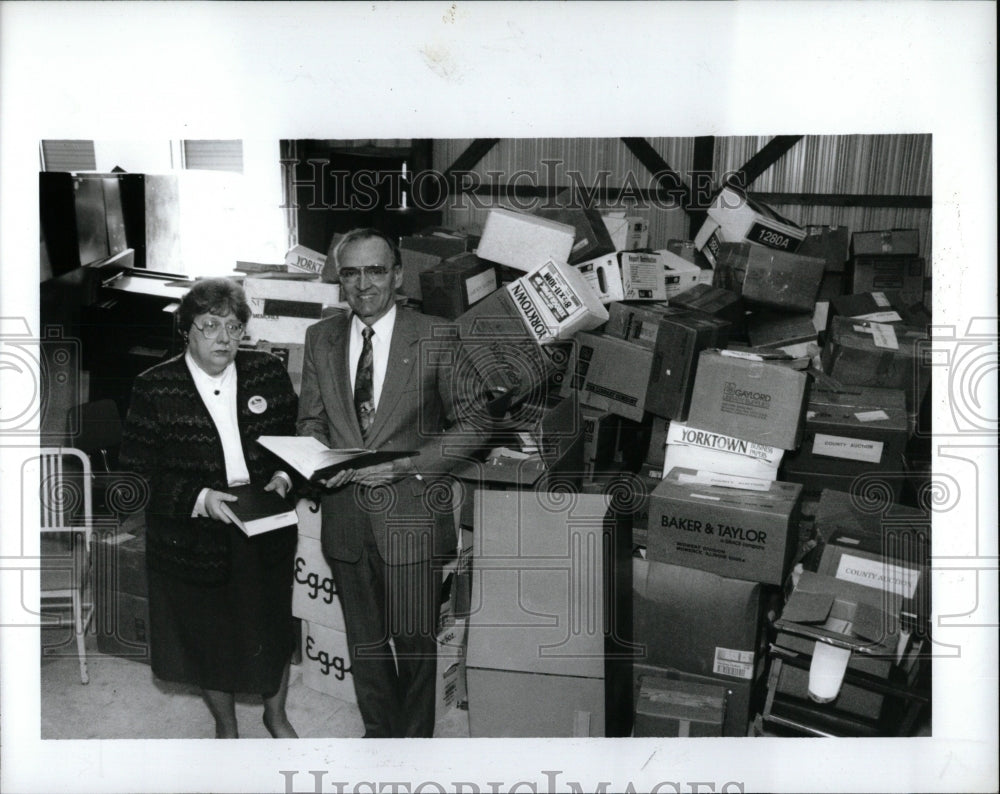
(291, 498, 357, 705)
(764, 489, 930, 736)
(270, 195, 931, 737)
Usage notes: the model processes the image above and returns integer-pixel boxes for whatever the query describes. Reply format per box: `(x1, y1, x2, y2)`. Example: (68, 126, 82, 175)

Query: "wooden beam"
(727, 135, 804, 189)
(445, 185, 932, 211)
(689, 135, 716, 237)
(442, 139, 501, 180)
(751, 192, 932, 209)
(621, 137, 693, 211)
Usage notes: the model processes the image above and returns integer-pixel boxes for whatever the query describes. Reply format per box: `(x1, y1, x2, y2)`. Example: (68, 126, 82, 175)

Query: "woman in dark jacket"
(120, 278, 299, 738)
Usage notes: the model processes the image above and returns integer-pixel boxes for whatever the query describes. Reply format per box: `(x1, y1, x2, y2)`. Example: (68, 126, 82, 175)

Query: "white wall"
(92, 139, 288, 277)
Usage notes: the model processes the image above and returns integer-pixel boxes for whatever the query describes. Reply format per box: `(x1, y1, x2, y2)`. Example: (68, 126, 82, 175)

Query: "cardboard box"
(665, 239, 714, 285)
(604, 301, 680, 349)
(561, 332, 654, 421)
(822, 316, 930, 412)
(644, 416, 671, 469)
(774, 570, 905, 661)
(647, 470, 802, 585)
(291, 534, 346, 629)
(535, 206, 616, 265)
(457, 259, 604, 396)
(467, 489, 631, 680)
(580, 407, 622, 480)
(94, 529, 147, 598)
(812, 488, 930, 628)
(781, 386, 909, 481)
(633, 675, 727, 737)
(646, 312, 732, 420)
(847, 256, 926, 306)
(829, 291, 930, 328)
(419, 253, 499, 319)
(663, 421, 783, 482)
(244, 278, 342, 344)
(816, 271, 848, 303)
(254, 340, 306, 394)
(693, 217, 727, 267)
(851, 229, 920, 257)
(667, 283, 746, 332)
(798, 225, 850, 272)
(817, 531, 927, 631)
(686, 350, 809, 450)
(467, 668, 606, 737)
(400, 233, 471, 260)
(284, 244, 326, 276)
(469, 258, 608, 344)
(619, 251, 667, 301)
(452, 399, 584, 525)
(399, 247, 444, 301)
(602, 213, 649, 251)
(746, 312, 818, 357)
(574, 253, 625, 304)
(715, 242, 826, 313)
(476, 208, 576, 272)
(95, 590, 151, 664)
(767, 655, 885, 725)
(814, 488, 931, 542)
(706, 186, 807, 253)
(295, 497, 323, 540)
(658, 250, 702, 300)
(300, 619, 356, 704)
(632, 555, 768, 736)
(773, 628, 895, 680)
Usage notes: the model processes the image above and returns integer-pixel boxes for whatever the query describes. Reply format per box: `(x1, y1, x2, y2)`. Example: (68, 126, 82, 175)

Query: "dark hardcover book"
(225, 483, 297, 536)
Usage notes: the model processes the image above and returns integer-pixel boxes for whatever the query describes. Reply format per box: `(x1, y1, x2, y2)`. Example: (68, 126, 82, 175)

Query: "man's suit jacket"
(297, 308, 489, 566)
(120, 351, 299, 584)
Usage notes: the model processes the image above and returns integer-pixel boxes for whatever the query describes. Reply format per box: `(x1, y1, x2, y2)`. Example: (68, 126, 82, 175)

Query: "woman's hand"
(264, 473, 291, 498)
(204, 489, 239, 524)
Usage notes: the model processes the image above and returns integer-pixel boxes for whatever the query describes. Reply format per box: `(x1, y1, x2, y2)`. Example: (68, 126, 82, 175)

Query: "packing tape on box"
(808, 641, 851, 703)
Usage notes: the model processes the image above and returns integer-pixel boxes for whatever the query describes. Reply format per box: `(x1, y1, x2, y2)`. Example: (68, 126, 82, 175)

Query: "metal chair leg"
(73, 590, 89, 685)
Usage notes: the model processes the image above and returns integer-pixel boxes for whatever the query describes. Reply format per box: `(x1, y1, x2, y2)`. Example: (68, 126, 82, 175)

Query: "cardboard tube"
(808, 641, 851, 703)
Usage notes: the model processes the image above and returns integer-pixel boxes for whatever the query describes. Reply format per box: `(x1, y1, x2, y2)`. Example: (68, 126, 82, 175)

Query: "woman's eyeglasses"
(191, 319, 245, 339)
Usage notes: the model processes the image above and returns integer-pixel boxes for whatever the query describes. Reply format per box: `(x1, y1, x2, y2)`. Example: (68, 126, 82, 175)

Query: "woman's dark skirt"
(147, 524, 296, 695)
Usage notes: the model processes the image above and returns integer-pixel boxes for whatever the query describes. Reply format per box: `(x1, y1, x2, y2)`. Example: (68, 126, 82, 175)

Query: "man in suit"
(297, 228, 489, 737)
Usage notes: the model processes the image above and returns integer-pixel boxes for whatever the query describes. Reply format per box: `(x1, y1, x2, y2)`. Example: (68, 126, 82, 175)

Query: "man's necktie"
(354, 326, 375, 438)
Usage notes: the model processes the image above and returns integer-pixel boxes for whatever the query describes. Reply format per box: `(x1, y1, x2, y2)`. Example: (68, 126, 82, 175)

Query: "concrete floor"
(40, 629, 470, 740)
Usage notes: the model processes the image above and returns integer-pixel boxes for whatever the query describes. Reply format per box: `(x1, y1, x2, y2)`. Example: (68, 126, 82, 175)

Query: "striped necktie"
(354, 326, 375, 438)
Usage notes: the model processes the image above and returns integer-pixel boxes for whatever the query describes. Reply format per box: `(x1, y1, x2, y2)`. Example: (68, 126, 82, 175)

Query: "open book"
(256, 436, 417, 482)
(224, 483, 298, 536)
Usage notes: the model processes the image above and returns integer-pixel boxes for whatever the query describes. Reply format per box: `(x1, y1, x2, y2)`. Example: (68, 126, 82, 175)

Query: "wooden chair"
(39, 447, 96, 684)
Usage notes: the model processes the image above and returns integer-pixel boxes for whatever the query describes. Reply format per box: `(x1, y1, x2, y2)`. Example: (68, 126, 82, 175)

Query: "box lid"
(805, 386, 909, 433)
(637, 676, 727, 722)
(657, 467, 802, 513)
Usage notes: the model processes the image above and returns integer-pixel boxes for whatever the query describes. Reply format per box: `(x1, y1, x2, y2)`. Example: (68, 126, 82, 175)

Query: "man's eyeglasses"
(191, 319, 245, 339)
(338, 265, 393, 282)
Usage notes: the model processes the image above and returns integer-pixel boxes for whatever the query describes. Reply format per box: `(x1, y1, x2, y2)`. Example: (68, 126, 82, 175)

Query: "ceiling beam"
(442, 139, 502, 182)
(726, 135, 803, 189)
(621, 137, 693, 212)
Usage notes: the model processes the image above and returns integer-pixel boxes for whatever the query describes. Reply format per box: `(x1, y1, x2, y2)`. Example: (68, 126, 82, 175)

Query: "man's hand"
(352, 457, 416, 487)
(318, 469, 355, 489)
(205, 489, 239, 524)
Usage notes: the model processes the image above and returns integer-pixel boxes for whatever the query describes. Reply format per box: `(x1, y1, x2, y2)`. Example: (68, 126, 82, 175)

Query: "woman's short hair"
(177, 278, 251, 332)
(331, 228, 401, 273)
